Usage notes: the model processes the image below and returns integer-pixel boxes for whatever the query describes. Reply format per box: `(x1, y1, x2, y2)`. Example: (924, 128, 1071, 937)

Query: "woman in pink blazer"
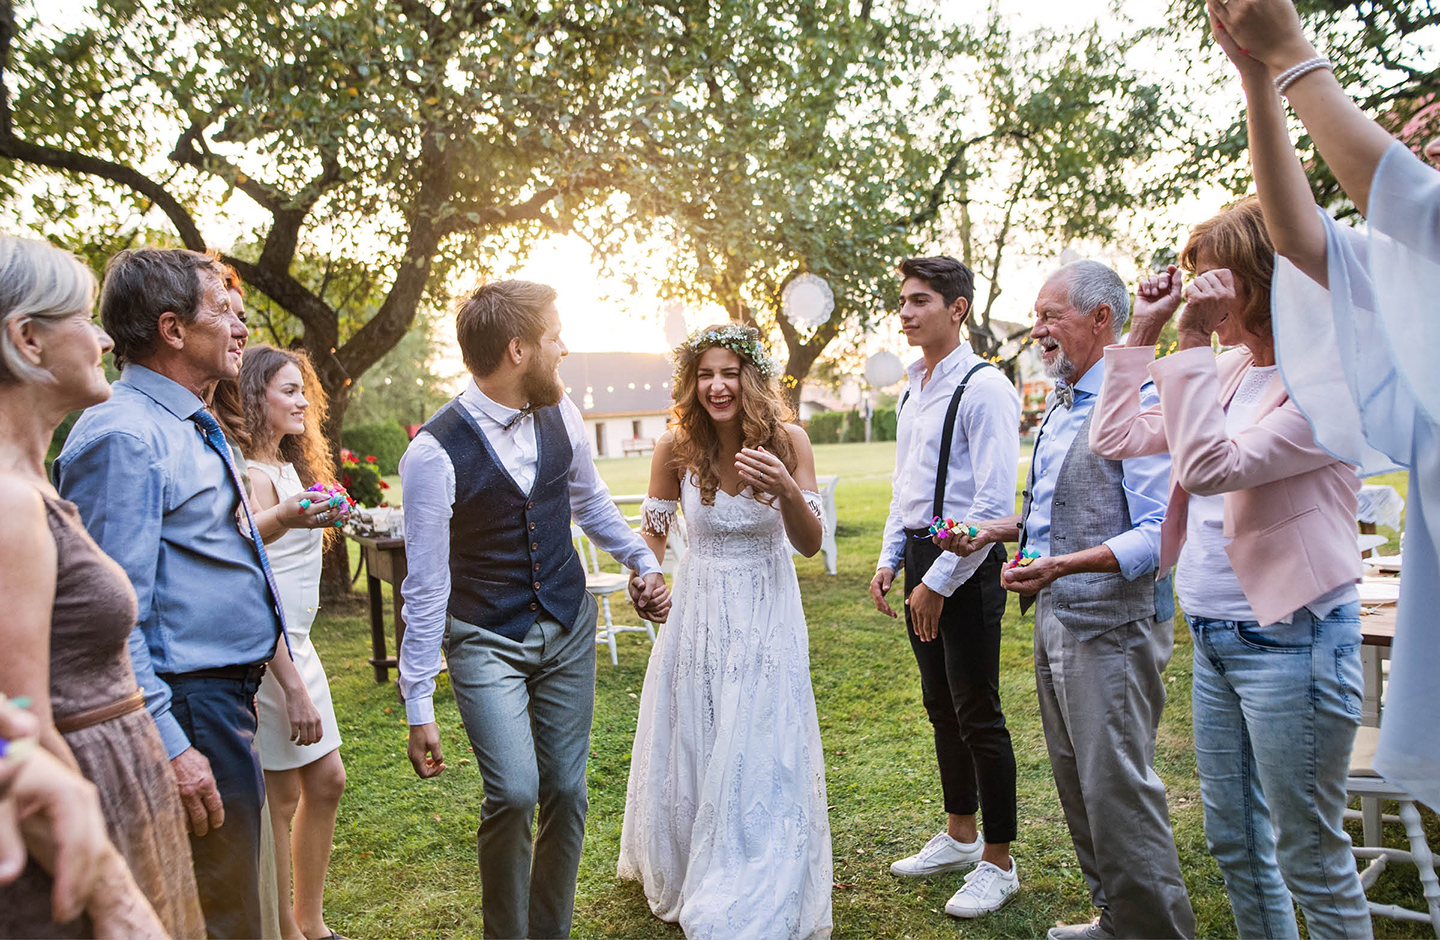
(1091, 199, 1371, 939)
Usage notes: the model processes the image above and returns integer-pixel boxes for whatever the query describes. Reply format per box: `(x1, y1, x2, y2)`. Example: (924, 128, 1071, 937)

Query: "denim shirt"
(1025, 359, 1170, 581)
(55, 364, 281, 758)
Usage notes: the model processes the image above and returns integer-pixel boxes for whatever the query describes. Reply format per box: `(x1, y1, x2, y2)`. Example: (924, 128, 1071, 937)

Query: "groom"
(398, 279, 670, 939)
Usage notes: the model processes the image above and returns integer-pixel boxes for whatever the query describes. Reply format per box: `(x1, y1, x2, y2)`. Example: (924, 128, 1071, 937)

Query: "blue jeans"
(1188, 603, 1372, 939)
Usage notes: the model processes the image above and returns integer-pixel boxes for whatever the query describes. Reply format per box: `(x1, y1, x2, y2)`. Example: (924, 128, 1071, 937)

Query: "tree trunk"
(318, 385, 354, 603)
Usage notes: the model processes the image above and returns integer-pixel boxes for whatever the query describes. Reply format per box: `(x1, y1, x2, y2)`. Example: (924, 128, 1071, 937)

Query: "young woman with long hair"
(617, 324, 833, 940)
(215, 342, 348, 940)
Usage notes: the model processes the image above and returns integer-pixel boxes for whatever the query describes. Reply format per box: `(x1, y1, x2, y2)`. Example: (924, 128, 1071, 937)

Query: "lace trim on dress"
(641, 496, 679, 537)
(800, 489, 824, 524)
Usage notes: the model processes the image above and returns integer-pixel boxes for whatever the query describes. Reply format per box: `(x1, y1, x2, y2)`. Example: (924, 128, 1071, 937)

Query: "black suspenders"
(899, 361, 997, 520)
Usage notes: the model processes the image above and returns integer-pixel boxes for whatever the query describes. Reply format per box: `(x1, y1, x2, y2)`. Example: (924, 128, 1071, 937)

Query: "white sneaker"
(889, 831, 984, 877)
(944, 858, 1020, 918)
(1047, 918, 1113, 940)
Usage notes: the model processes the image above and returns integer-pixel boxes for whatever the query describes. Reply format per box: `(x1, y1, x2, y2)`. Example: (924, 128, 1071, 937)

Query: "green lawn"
(331, 442, 1431, 938)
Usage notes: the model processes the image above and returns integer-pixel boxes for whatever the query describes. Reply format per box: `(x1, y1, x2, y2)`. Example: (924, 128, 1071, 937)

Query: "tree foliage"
(611, 4, 1190, 402)
(0, 0, 680, 442)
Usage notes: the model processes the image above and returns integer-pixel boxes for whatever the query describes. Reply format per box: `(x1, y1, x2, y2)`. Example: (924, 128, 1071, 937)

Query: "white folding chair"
(790, 473, 839, 575)
(572, 524, 656, 665)
(1346, 704, 1440, 933)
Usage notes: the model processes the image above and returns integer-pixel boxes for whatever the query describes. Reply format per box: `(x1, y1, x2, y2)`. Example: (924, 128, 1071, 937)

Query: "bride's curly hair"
(668, 323, 796, 507)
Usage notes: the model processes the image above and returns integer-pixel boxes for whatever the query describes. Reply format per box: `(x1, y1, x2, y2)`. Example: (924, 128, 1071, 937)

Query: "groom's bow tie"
(1054, 383, 1074, 410)
(503, 405, 537, 431)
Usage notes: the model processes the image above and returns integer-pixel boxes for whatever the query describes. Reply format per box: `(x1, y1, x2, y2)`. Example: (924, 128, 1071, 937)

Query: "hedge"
(341, 421, 410, 476)
(805, 411, 846, 445)
(804, 407, 898, 445)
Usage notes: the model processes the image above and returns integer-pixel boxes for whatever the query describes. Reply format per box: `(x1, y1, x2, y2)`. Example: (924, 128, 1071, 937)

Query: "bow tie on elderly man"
(1053, 382, 1074, 410)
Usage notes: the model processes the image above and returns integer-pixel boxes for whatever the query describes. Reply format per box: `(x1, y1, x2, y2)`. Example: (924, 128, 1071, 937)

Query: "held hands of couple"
(629, 572, 672, 624)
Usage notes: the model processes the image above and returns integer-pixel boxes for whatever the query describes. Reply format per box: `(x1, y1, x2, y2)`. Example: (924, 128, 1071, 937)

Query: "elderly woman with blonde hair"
(0, 235, 202, 937)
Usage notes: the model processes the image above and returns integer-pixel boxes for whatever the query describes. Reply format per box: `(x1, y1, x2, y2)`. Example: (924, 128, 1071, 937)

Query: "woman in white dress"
(215, 343, 347, 940)
(617, 324, 833, 940)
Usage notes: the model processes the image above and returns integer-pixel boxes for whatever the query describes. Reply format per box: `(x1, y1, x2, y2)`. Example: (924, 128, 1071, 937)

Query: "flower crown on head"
(675, 324, 780, 378)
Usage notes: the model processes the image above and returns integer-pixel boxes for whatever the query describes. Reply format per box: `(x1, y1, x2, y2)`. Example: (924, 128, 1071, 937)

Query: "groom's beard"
(1043, 347, 1076, 382)
(522, 357, 564, 409)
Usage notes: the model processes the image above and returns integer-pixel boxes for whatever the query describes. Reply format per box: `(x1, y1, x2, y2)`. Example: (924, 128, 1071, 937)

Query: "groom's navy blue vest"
(422, 400, 587, 640)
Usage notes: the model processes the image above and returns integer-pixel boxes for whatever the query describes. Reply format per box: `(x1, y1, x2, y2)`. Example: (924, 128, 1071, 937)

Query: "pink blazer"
(1090, 345, 1360, 626)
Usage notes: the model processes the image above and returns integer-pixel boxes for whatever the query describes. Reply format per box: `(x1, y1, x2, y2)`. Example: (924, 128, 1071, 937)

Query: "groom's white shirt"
(398, 379, 661, 725)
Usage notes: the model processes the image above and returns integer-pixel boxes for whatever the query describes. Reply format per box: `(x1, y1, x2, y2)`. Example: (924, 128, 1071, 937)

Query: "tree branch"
(894, 133, 991, 229)
(0, 2, 206, 248)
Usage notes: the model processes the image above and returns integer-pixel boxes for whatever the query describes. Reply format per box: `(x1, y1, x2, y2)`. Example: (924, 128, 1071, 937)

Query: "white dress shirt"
(878, 342, 1022, 596)
(398, 380, 661, 724)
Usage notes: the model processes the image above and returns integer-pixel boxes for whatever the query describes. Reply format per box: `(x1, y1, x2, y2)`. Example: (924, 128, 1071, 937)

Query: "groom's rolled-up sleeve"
(562, 398, 662, 576)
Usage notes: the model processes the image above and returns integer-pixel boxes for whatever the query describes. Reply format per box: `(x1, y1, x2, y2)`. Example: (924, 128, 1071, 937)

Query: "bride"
(617, 324, 834, 940)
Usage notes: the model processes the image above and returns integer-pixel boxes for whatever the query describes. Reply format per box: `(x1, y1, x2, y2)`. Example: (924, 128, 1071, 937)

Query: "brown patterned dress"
(0, 495, 205, 939)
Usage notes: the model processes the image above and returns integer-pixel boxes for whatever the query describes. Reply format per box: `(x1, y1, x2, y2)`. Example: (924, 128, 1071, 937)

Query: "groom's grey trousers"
(1033, 590, 1195, 939)
(444, 592, 599, 939)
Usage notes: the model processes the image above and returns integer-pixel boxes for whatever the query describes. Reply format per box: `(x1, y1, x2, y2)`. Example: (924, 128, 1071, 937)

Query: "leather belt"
(161, 663, 268, 683)
(54, 690, 146, 735)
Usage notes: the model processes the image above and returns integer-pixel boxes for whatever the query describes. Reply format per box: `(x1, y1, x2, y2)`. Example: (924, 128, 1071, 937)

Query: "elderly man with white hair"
(937, 261, 1193, 939)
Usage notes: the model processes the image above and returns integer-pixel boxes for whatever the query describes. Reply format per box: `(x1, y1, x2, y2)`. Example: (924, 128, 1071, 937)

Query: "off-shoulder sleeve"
(800, 489, 824, 524)
(641, 496, 678, 537)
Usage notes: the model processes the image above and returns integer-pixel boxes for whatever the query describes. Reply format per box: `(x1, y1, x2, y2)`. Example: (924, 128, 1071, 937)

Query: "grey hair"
(0, 236, 97, 384)
(1059, 259, 1130, 340)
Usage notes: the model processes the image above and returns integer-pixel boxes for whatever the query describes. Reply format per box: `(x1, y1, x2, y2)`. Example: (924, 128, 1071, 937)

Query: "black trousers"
(162, 672, 266, 940)
(903, 536, 1018, 844)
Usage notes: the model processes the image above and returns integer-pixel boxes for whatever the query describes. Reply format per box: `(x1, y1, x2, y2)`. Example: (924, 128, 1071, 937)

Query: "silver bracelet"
(1274, 56, 1332, 95)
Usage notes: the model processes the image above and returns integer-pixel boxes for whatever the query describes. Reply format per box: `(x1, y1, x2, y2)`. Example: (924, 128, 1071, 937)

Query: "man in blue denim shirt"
(939, 262, 1193, 939)
(56, 248, 278, 939)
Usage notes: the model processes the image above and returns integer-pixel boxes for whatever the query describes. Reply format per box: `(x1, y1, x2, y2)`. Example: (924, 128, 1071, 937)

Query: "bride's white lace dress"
(618, 476, 833, 940)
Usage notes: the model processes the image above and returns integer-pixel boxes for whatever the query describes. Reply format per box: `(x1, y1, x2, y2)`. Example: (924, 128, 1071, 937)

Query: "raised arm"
(1208, 0, 1402, 217)
(1089, 269, 1180, 460)
(1210, 15, 1330, 284)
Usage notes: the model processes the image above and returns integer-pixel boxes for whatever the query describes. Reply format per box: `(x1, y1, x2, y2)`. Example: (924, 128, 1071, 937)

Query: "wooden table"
(1358, 602, 1396, 729)
(347, 533, 407, 683)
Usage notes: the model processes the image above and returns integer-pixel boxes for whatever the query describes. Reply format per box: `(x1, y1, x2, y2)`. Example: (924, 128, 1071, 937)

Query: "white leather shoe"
(944, 858, 1019, 918)
(889, 831, 984, 877)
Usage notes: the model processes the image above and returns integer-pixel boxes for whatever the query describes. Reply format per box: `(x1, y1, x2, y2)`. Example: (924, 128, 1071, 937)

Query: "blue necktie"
(191, 408, 291, 652)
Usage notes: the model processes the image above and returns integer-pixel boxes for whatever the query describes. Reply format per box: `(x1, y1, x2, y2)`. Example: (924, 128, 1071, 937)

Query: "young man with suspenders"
(869, 256, 1023, 918)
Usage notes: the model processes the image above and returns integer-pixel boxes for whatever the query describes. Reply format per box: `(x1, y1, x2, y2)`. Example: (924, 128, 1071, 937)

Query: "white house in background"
(560, 353, 674, 458)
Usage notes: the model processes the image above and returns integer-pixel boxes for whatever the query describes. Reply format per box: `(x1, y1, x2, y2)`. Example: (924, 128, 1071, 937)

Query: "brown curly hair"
(1179, 196, 1276, 339)
(214, 345, 337, 540)
(668, 324, 796, 507)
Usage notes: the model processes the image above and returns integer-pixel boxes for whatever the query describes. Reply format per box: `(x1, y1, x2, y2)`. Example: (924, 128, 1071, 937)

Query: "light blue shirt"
(1024, 358, 1170, 581)
(55, 364, 282, 758)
